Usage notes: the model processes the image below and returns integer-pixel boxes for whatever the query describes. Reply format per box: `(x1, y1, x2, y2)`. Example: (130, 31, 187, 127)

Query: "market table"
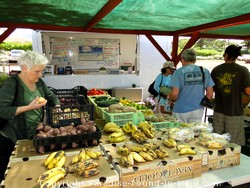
(153, 154, 250, 188)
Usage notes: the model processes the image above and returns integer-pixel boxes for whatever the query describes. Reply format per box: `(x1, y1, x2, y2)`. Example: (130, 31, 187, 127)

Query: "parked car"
(9, 49, 25, 62)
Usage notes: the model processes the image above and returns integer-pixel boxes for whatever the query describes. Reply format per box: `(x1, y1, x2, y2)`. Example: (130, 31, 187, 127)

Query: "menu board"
(50, 37, 120, 70)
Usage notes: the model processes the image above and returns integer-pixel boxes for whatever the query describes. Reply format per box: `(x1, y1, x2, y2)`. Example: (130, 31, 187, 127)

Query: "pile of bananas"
(71, 148, 102, 164)
(103, 122, 126, 143)
(73, 159, 100, 177)
(118, 143, 169, 167)
(37, 167, 67, 188)
(37, 150, 67, 188)
(70, 148, 102, 177)
(162, 138, 177, 148)
(176, 144, 196, 155)
(44, 150, 66, 169)
(138, 121, 155, 139)
(122, 121, 137, 134)
(131, 130, 148, 144)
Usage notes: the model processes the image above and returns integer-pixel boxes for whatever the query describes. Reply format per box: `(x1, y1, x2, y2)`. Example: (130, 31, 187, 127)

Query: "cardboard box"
(3, 147, 119, 188)
(188, 141, 241, 172)
(100, 140, 202, 187)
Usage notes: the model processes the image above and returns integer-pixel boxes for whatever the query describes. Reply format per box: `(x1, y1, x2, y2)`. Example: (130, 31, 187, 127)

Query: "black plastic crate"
(48, 86, 88, 105)
(46, 104, 94, 127)
(33, 126, 102, 153)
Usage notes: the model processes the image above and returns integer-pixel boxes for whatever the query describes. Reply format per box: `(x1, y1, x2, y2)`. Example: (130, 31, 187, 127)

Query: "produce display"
(119, 97, 148, 110)
(94, 95, 120, 107)
(87, 88, 106, 96)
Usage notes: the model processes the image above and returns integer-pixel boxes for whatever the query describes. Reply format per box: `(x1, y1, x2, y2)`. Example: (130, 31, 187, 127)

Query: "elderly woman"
(0, 50, 60, 181)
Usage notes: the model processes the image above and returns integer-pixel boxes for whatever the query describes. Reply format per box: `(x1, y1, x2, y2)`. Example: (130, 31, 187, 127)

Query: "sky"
(4, 28, 33, 41)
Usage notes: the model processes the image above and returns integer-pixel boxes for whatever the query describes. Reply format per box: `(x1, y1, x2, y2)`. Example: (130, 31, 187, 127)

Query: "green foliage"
(0, 74, 9, 87)
(195, 49, 219, 56)
(0, 41, 32, 51)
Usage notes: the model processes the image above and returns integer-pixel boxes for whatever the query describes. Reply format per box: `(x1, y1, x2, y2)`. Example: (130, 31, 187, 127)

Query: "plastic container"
(33, 126, 101, 153)
(46, 104, 94, 127)
(48, 86, 88, 105)
(103, 111, 144, 126)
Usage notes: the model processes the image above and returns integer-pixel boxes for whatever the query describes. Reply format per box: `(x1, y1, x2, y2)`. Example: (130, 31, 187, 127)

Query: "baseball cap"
(163, 61, 175, 69)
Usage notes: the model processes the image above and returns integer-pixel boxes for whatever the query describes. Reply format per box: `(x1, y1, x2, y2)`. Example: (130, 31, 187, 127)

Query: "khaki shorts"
(213, 112, 245, 146)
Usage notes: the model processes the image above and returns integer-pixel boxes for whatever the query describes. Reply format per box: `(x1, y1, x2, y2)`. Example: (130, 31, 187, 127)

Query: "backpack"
(148, 75, 163, 97)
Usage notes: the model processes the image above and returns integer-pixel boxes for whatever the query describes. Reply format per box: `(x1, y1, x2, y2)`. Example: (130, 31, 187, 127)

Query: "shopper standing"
(211, 45, 250, 146)
(0, 51, 60, 182)
(169, 48, 214, 123)
(154, 61, 175, 114)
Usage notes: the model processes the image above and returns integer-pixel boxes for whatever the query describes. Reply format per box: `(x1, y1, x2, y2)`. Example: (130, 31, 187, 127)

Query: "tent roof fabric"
(0, 0, 249, 39)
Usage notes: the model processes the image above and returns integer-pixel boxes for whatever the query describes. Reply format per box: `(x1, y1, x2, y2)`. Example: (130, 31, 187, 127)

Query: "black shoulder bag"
(0, 77, 18, 129)
(199, 66, 214, 108)
(148, 75, 163, 97)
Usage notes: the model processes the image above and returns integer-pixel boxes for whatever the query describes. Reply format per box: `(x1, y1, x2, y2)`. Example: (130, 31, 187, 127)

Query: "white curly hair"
(18, 50, 48, 70)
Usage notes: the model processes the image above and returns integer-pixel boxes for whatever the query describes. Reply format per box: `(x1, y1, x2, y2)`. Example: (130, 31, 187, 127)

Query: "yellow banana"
(119, 156, 130, 167)
(110, 135, 126, 143)
(163, 139, 172, 147)
(176, 144, 191, 151)
(103, 123, 120, 132)
(109, 131, 124, 139)
(37, 167, 66, 185)
(130, 152, 145, 163)
(169, 138, 177, 147)
(47, 160, 55, 170)
(40, 173, 66, 188)
(71, 155, 80, 164)
(85, 149, 97, 159)
(147, 149, 158, 159)
(118, 146, 130, 156)
(55, 155, 66, 168)
(122, 123, 131, 134)
(127, 153, 134, 166)
(179, 148, 196, 155)
(130, 145, 143, 152)
(52, 150, 65, 165)
(139, 151, 154, 161)
(155, 148, 169, 158)
(44, 152, 57, 166)
(94, 151, 102, 158)
(78, 149, 86, 162)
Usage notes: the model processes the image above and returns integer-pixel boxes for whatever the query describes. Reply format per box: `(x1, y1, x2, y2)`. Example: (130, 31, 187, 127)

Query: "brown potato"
(44, 125, 52, 132)
(36, 133, 47, 138)
(76, 124, 89, 132)
(88, 125, 97, 132)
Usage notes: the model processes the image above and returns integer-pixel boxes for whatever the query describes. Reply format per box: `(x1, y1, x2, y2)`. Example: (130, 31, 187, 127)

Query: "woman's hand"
(29, 97, 47, 110)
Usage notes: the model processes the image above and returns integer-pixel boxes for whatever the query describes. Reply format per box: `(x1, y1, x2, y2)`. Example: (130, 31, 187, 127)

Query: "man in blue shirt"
(168, 48, 214, 123)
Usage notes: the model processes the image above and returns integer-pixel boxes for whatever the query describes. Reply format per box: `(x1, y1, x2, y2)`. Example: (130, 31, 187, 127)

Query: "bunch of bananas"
(37, 167, 67, 188)
(122, 121, 137, 134)
(155, 147, 169, 158)
(138, 121, 155, 139)
(131, 130, 148, 144)
(119, 151, 146, 167)
(73, 159, 100, 177)
(162, 138, 177, 148)
(108, 131, 126, 143)
(71, 148, 102, 164)
(103, 122, 122, 133)
(177, 144, 196, 155)
(44, 150, 66, 169)
(118, 142, 169, 167)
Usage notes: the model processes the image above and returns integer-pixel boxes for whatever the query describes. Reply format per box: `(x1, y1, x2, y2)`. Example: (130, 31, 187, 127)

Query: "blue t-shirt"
(170, 64, 214, 113)
(154, 73, 172, 111)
